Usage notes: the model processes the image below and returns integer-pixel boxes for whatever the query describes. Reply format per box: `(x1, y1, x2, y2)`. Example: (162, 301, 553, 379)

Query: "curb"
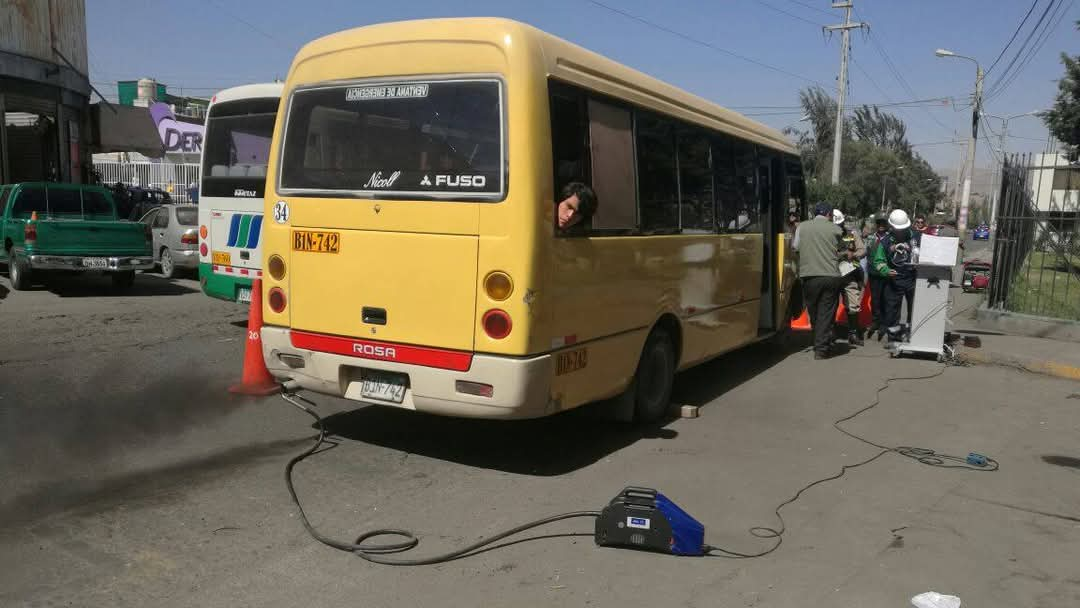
(957, 348, 1080, 382)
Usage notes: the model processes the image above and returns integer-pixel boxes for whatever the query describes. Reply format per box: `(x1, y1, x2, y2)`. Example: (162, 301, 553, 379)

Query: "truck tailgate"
(34, 219, 148, 256)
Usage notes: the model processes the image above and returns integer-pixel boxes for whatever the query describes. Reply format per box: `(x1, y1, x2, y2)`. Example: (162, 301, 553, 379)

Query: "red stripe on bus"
(289, 330, 473, 372)
(240, 269, 249, 276)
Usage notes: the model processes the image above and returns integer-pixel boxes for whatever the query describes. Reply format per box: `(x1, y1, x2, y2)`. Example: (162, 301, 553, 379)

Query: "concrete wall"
(0, 0, 87, 74)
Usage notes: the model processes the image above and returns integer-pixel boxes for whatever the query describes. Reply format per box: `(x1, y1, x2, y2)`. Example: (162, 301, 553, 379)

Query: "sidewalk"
(950, 289, 1080, 382)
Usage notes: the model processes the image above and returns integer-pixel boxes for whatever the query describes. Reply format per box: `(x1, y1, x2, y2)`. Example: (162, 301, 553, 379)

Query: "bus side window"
(677, 127, 714, 233)
(587, 99, 635, 231)
(713, 134, 737, 233)
(549, 86, 590, 203)
(635, 112, 678, 233)
(729, 139, 758, 233)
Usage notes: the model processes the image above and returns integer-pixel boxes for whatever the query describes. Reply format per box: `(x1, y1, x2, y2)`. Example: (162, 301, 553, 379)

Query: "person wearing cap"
(872, 209, 922, 344)
(833, 209, 866, 346)
(793, 202, 844, 359)
(865, 216, 891, 339)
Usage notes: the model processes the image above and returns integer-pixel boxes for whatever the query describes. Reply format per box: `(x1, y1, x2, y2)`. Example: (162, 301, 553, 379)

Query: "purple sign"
(149, 102, 204, 154)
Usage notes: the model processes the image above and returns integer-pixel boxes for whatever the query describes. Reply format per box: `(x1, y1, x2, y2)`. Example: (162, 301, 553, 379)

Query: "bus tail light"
(268, 255, 286, 280)
(482, 309, 512, 340)
(199, 224, 208, 239)
(484, 271, 513, 301)
(455, 380, 494, 398)
(200, 243, 208, 256)
(268, 287, 287, 313)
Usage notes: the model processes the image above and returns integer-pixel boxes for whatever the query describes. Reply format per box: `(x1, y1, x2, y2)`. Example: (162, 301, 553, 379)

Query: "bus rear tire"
(630, 328, 676, 423)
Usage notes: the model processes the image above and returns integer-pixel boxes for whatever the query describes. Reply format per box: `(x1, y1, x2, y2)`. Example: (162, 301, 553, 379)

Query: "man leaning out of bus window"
(556, 182, 599, 236)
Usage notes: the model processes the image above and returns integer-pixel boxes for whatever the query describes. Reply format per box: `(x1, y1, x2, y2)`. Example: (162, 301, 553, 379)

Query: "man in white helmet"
(871, 209, 922, 343)
(833, 209, 866, 346)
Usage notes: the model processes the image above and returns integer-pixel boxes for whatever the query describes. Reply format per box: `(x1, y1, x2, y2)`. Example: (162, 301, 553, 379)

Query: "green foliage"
(1044, 26, 1080, 159)
(789, 86, 943, 221)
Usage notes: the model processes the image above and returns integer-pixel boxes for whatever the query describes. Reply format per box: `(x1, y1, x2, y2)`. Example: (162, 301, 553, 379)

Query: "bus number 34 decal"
(555, 348, 588, 376)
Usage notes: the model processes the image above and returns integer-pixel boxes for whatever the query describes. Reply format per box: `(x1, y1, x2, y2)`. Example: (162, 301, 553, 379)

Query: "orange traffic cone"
(790, 307, 811, 331)
(229, 278, 280, 396)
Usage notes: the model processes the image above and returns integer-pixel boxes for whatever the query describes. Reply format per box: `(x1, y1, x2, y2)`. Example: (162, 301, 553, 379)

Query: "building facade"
(0, 0, 90, 184)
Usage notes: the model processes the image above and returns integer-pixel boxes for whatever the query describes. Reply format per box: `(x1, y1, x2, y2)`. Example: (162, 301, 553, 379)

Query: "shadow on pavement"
(43, 273, 198, 297)
(672, 336, 808, 408)
(0, 282, 8, 300)
(321, 339, 804, 476)
(320, 406, 677, 477)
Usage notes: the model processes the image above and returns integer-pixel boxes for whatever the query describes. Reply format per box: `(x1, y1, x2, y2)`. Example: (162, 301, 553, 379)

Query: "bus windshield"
(200, 97, 277, 198)
(279, 79, 504, 200)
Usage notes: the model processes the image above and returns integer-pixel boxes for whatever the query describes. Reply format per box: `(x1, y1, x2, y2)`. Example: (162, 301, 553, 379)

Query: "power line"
(201, 0, 293, 49)
(852, 6, 955, 135)
(754, 0, 825, 27)
(784, 0, 835, 18)
(586, 1, 828, 86)
(986, 0, 1042, 75)
(984, 0, 1060, 98)
(986, 0, 1073, 102)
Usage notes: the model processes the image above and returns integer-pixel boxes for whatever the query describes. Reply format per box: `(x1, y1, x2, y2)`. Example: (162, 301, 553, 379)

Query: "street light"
(935, 47, 983, 240)
(983, 110, 1045, 231)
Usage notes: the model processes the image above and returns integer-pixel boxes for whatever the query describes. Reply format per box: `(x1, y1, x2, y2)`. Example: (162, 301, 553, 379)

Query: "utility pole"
(958, 67, 983, 238)
(825, 3, 867, 185)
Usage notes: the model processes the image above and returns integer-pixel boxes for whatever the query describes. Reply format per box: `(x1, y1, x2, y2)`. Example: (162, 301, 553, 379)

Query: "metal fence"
(92, 161, 201, 204)
(988, 154, 1080, 320)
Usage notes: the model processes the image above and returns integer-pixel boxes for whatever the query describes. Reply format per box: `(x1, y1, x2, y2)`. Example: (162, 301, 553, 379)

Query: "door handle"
(362, 307, 387, 325)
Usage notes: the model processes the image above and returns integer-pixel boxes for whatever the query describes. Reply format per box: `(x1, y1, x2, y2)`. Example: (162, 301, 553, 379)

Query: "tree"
(788, 87, 943, 221)
(1043, 21, 1080, 158)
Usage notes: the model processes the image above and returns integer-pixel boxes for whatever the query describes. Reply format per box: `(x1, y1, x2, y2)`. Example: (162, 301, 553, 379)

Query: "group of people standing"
(792, 202, 942, 360)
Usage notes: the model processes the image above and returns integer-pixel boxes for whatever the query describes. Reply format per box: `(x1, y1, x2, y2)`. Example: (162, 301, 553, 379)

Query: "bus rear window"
(201, 97, 277, 198)
(280, 79, 504, 200)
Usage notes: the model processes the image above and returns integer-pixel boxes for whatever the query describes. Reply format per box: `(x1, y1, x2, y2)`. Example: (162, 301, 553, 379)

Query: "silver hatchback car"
(138, 204, 199, 278)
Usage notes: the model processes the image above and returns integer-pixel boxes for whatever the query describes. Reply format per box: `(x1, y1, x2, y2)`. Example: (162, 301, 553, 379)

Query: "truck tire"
(111, 270, 136, 289)
(8, 249, 31, 291)
(629, 328, 676, 423)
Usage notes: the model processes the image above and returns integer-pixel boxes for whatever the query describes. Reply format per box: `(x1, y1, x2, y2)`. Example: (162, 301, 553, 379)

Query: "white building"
(1027, 153, 1080, 213)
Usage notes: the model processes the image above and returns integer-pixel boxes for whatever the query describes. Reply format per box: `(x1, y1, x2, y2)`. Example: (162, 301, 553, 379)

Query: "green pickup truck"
(1, 182, 154, 290)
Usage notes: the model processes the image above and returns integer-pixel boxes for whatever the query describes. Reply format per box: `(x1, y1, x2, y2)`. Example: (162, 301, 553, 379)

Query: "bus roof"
(211, 82, 285, 106)
(293, 17, 797, 155)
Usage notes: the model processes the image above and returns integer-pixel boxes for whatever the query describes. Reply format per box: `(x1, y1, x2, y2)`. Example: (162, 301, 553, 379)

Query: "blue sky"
(86, 0, 1078, 173)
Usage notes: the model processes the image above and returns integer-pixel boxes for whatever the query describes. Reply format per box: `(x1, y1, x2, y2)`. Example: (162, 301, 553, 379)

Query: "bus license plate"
(212, 251, 231, 266)
(82, 257, 108, 268)
(360, 371, 407, 403)
(293, 230, 340, 253)
(237, 287, 252, 304)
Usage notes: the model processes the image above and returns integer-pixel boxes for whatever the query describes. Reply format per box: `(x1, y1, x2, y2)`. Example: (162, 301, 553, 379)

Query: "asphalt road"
(2, 260, 1079, 608)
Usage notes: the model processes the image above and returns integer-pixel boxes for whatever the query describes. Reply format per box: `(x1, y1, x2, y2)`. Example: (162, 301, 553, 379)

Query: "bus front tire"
(631, 328, 676, 423)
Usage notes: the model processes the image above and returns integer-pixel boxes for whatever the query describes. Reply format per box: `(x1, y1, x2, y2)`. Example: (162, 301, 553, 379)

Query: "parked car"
(0, 182, 154, 290)
(138, 204, 199, 279)
(972, 224, 991, 240)
(127, 188, 172, 221)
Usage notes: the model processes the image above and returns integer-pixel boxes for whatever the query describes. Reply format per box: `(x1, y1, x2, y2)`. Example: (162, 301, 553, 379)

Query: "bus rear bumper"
(260, 326, 555, 419)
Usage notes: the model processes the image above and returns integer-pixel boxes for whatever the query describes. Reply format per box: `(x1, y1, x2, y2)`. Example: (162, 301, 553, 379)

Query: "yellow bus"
(260, 18, 805, 421)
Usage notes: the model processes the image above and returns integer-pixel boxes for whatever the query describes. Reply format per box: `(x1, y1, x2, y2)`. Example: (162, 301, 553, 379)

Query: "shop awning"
(89, 103, 165, 158)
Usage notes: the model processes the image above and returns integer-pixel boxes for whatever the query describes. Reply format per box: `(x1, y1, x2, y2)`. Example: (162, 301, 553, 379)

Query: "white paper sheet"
(917, 235, 959, 266)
